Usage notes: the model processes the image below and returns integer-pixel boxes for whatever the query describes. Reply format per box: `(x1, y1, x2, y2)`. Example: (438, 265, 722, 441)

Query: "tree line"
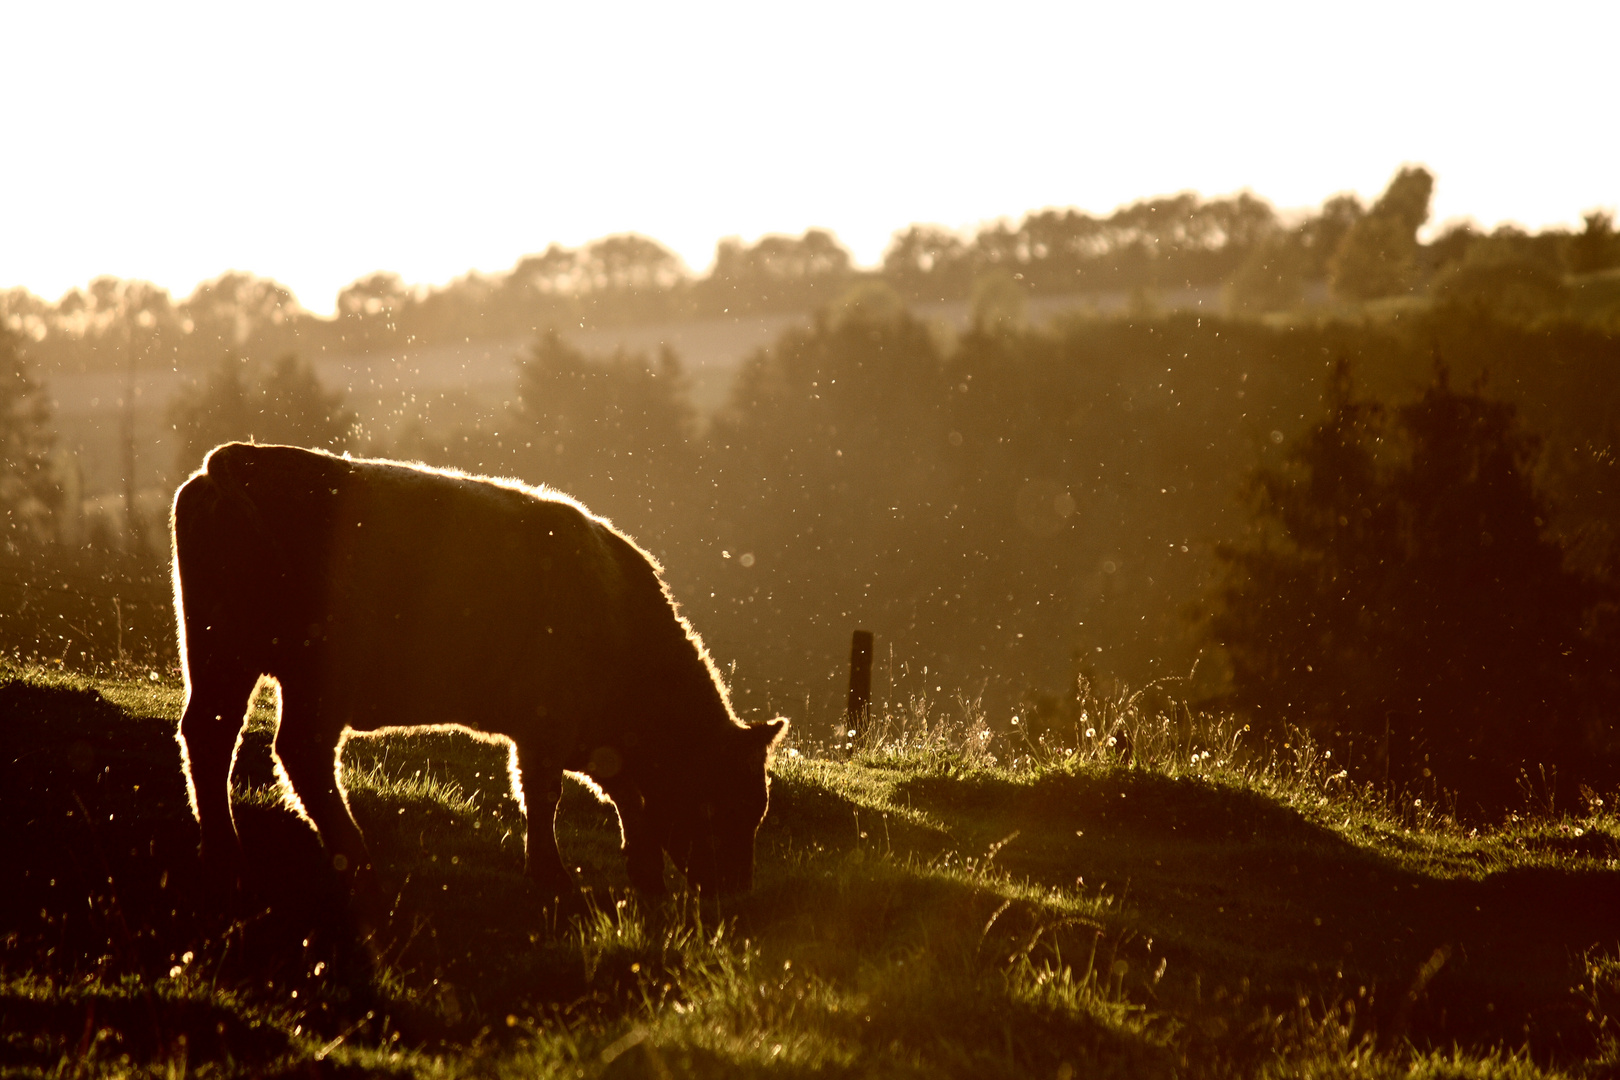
(7, 167, 1617, 376)
(3, 167, 1619, 814)
(17, 296, 1616, 811)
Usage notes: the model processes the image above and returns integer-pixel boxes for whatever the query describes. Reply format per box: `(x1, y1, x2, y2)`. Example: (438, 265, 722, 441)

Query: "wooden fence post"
(848, 629, 874, 735)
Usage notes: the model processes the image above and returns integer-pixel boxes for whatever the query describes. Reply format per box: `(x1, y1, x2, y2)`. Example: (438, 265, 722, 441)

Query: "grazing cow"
(170, 442, 785, 899)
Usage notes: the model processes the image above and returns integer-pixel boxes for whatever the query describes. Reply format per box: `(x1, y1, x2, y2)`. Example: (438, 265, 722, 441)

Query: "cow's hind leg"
(178, 667, 259, 869)
(271, 701, 372, 881)
(602, 780, 667, 897)
(509, 740, 579, 908)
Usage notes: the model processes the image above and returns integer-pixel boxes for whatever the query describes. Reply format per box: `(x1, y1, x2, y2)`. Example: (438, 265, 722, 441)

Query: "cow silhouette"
(170, 442, 785, 900)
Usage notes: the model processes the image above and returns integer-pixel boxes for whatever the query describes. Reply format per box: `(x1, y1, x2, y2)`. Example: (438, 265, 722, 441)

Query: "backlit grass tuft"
(4, 660, 1620, 1077)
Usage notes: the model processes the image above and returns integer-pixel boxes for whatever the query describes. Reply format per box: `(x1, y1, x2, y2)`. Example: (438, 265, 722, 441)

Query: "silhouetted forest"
(3, 167, 1618, 814)
(7, 167, 1616, 375)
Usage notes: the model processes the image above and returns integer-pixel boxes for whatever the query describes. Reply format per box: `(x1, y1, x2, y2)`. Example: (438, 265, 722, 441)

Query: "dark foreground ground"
(4, 666, 1620, 1077)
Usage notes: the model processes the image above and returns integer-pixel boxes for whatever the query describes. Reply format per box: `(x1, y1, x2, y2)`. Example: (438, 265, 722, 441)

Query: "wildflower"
(1085, 728, 1096, 739)
(847, 729, 857, 738)
(1107, 736, 1117, 747)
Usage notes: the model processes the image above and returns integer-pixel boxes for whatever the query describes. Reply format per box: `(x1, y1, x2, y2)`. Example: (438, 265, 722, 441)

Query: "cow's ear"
(753, 717, 789, 751)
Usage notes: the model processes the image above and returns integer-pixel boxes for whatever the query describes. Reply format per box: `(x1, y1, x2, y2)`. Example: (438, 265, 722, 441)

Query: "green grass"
(4, 662, 1620, 1077)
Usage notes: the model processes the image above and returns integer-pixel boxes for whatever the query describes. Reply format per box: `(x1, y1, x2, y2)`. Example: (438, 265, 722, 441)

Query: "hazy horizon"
(4, 0, 1617, 315)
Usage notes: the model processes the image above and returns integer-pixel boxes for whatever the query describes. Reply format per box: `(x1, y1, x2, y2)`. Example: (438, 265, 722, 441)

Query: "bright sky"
(4, 0, 1616, 316)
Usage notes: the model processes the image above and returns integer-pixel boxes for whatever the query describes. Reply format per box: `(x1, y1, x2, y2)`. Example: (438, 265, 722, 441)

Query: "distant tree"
(1329, 166, 1435, 301)
(71, 278, 178, 342)
(337, 272, 411, 322)
(1567, 210, 1620, 275)
(508, 244, 582, 299)
(1206, 360, 1606, 809)
(577, 234, 686, 294)
(1225, 230, 1310, 314)
(170, 353, 356, 473)
(414, 270, 502, 343)
(700, 229, 855, 313)
(0, 328, 59, 545)
(882, 224, 974, 300)
(1431, 229, 1568, 324)
(259, 354, 357, 448)
(495, 244, 583, 333)
(180, 272, 301, 360)
(1288, 194, 1365, 281)
(514, 331, 694, 460)
(969, 269, 1029, 333)
(335, 272, 412, 351)
(1422, 220, 1481, 275)
(883, 193, 1279, 301)
(712, 298, 948, 562)
(0, 287, 52, 345)
(507, 331, 698, 537)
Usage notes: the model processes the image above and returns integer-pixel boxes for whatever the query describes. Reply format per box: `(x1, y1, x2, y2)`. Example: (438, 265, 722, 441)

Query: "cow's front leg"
(603, 780, 667, 896)
(272, 713, 372, 884)
(511, 743, 578, 905)
(177, 672, 257, 874)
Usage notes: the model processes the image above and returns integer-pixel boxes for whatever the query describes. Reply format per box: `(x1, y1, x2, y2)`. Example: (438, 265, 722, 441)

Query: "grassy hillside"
(3, 664, 1620, 1077)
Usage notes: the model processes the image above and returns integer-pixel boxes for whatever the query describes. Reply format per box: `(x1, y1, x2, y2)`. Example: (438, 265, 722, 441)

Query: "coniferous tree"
(507, 330, 699, 543)
(1329, 167, 1434, 301)
(0, 328, 59, 545)
(170, 353, 355, 473)
(1207, 360, 1607, 808)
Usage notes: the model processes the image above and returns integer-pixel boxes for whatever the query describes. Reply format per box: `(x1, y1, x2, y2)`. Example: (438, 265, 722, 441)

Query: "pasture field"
(3, 664, 1620, 1078)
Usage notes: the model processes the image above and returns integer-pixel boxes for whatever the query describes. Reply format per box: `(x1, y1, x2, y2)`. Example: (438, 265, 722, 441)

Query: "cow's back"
(174, 444, 633, 731)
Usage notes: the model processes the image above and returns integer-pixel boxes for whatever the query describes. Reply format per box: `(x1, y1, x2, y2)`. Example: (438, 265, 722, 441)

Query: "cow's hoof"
(346, 863, 387, 920)
(530, 885, 588, 930)
(196, 845, 246, 898)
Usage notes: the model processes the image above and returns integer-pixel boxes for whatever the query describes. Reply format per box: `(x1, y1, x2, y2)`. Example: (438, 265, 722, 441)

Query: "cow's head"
(667, 718, 787, 894)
